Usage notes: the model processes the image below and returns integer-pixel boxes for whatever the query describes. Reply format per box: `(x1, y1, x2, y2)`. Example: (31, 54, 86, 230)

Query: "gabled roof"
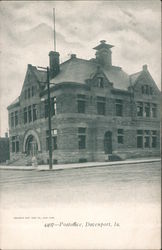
(51, 57, 130, 90)
(7, 97, 20, 110)
(130, 71, 142, 85)
(31, 66, 47, 84)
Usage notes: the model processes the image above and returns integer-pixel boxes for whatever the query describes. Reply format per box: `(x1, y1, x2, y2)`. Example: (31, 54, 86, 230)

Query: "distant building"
(7, 40, 160, 165)
(0, 133, 10, 163)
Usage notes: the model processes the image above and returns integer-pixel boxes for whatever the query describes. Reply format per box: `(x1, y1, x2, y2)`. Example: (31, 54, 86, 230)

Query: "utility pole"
(47, 67, 53, 170)
(38, 66, 53, 170)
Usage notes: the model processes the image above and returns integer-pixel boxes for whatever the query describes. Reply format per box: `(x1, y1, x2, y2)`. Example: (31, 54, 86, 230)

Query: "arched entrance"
(104, 131, 112, 154)
(23, 129, 41, 155)
(25, 135, 38, 156)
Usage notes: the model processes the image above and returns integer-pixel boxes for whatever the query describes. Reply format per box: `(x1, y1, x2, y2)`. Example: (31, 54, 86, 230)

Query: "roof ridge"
(130, 70, 142, 77)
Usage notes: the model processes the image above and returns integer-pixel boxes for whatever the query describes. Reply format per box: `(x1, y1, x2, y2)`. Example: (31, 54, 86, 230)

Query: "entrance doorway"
(104, 131, 112, 154)
(25, 135, 38, 156)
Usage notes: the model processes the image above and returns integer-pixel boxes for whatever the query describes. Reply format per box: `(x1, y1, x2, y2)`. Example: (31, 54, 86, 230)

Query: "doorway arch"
(23, 129, 41, 155)
(104, 131, 112, 154)
(25, 135, 38, 156)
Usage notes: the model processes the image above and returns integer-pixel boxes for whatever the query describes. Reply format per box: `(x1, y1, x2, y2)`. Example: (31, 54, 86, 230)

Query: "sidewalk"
(0, 157, 160, 171)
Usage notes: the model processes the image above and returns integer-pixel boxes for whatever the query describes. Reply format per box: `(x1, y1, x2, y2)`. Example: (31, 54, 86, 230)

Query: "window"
(152, 104, 157, 118)
(137, 130, 157, 148)
(137, 130, 143, 148)
(137, 102, 143, 117)
(15, 111, 18, 126)
(137, 102, 157, 118)
(24, 107, 27, 124)
(141, 86, 145, 94)
(25, 89, 28, 99)
(28, 105, 32, 123)
(78, 100, 85, 113)
(151, 131, 157, 148)
(116, 99, 123, 116)
(11, 136, 19, 153)
(11, 112, 14, 127)
(78, 127, 86, 149)
(117, 129, 124, 144)
(144, 103, 150, 117)
(97, 96, 106, 115)
(97, 77, 104, 88)
(52, 137, 57, 150)
(28, 88, 31, 98)
(31, 86, 35, 96)
(12, 136, 16, 152)
(45, 97, 57, 118)
(142, 85, 153, 95)
(150, 87, 153, 95)
(144, 130, 150, 148)
(33, 104, 37, 121)
(77, 94, 86, 113)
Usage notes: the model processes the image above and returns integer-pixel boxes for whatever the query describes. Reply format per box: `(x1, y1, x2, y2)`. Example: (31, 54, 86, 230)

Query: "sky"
(0, 0, 161, 136)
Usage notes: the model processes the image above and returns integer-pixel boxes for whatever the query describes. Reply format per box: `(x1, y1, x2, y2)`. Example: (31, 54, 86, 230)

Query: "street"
(0, 161, 160, 208)
(0, 161, 161, 249)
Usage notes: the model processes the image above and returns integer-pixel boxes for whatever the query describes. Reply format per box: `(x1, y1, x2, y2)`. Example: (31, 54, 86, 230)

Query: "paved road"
(0, 162, 160, 208)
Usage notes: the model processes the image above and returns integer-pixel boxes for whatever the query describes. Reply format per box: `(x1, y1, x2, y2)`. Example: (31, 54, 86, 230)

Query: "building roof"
(7, 97, 20, 109)
(130, 71, 142, 85)
(30, 66, 47, 84)
(93, 40, 114, 50)
(50, 57, 130, 90)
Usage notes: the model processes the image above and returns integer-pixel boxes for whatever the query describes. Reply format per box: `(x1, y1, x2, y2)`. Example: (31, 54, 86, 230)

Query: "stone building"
(8, 40, 160, 165)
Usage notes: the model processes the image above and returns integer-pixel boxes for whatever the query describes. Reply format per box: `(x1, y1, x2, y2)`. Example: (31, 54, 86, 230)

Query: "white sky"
(0, 0, 161, 136)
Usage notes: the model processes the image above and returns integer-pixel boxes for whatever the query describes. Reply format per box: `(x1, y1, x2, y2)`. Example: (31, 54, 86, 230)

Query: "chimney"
(70, 54, 76, 59)
(49, 51, 60, 79)
(142, 64, 148, 71)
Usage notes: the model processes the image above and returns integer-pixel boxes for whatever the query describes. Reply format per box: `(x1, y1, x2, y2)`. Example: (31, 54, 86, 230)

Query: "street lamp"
(38, 66, 53, 170)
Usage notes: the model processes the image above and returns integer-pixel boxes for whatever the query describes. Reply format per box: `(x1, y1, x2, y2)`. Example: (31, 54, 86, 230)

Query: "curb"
(0, 158, 160, 171)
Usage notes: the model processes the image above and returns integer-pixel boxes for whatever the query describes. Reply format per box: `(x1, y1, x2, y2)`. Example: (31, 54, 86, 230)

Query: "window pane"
(28, 88, 30, 98)
(28, 106, 32, 122)
(144, 136, 150, 148)
(118, 129, 123, 134)
(137, 130, 143, 135)
(78, 100, 85, 113)
(97, 102, 105, 115)
(137, 136, 143, 148)
(97, 78, 104, 88)
(15, 111, 18, 126)
(77, 94, 85, 99)
(24, 108, 27, 124)
(152, 137, 157, 148)
(118, 136, 123, 144)
(53, 136, 57, 150)
(16, 141, 19, 152)
(78, 135, 86, 149)
(137, 102, 143, 116)
(78, 127, 86, 133)
(33, 104, 37, 121)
